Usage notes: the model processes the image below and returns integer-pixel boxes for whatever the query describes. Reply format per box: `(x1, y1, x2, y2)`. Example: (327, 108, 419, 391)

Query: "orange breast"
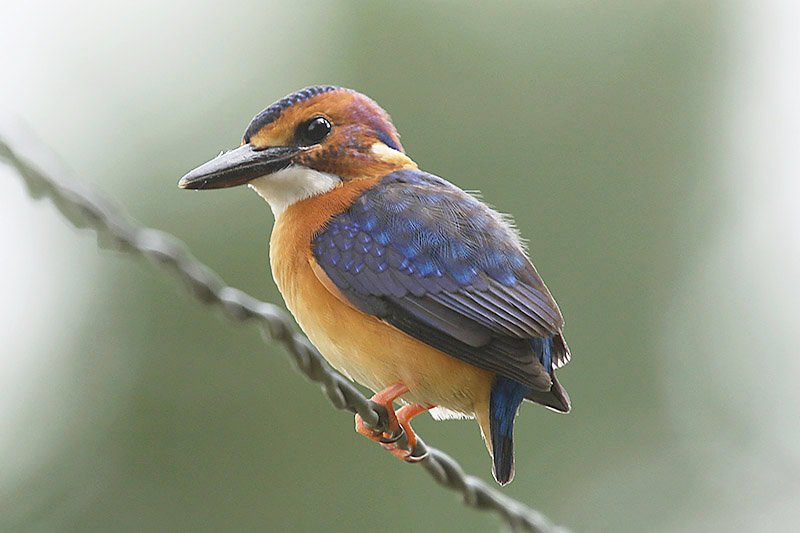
(268, 178, 494, 425)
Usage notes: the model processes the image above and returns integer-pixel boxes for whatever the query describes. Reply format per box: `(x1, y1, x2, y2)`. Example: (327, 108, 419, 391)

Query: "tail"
(489, 375, 529, 485)
(485, 335, 571, 484)
(525, 334, 571, 413)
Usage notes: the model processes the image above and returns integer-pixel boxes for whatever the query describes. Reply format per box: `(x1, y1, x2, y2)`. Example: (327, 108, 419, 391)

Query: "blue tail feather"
(489, 336, 554, 484)
(489, 375, 529, 485)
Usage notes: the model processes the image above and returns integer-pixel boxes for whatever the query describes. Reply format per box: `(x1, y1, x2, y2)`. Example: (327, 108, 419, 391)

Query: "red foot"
(381, 403, 430, 462)
(353, 383, 431, 462)
(355, 382, 408, 442)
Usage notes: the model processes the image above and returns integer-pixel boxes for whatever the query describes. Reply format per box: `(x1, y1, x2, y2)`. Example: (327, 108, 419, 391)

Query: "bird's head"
(178, 86, 416, 215)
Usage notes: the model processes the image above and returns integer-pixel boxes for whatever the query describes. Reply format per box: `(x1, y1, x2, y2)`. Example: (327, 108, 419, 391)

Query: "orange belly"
(267, 179, 493, 426)
(279, 251, 492, 418)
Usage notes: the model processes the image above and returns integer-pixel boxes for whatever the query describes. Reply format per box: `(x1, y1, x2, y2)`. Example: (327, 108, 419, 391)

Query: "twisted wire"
(1, 124, 568, 533)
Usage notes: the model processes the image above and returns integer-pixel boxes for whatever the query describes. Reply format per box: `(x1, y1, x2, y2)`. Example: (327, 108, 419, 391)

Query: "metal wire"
(1, 124, 568, 533)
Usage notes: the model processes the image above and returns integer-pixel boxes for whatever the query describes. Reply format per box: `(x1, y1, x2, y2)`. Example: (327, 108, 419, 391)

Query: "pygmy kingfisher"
(179, 86, 571, 485)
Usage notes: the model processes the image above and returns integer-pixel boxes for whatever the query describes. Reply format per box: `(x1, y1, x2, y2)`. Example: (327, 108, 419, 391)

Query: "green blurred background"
(3, 1, 799, 531)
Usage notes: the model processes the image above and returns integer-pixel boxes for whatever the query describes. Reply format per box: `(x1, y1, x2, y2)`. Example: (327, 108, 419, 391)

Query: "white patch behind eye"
(370, 142, 410, 165)
(248, 165, 341, 217)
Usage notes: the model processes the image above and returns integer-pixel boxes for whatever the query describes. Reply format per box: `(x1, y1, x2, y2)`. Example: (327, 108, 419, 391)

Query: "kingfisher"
(178, 86, 571, 485)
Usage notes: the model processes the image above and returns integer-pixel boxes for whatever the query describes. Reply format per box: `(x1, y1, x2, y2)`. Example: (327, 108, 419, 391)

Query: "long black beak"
(178, 144, 304, 190)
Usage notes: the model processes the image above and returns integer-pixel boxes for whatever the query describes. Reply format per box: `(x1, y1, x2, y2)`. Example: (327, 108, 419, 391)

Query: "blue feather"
(376, 129, 401, 151)
(489, 376, 529, 485)
(244, 85, 341, 142)
(311, 169, 566, 391)
(532, 336, 553, 374)
(489, 336, 554, 484)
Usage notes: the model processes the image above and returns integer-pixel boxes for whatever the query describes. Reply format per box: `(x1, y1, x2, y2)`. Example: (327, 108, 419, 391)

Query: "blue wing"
(312, 169, 569, 406)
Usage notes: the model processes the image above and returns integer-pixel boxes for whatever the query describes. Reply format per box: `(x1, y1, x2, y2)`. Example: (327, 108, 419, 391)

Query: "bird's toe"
(355, 413, 384, 442)
(379, 426, 405, 444)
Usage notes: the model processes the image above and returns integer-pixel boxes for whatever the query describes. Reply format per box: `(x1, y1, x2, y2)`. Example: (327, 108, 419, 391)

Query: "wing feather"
(312, 169, 569, 392)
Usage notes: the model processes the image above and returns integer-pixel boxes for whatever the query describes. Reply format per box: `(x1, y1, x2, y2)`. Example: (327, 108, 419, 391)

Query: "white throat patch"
(247, 166, 341, 217)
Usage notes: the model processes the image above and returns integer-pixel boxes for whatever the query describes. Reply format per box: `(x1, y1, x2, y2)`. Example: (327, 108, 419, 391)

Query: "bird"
(178, 86, 571, 485)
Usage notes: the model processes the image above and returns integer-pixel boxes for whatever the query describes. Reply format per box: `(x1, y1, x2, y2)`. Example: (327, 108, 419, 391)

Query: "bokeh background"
(2, 1, 798, 531)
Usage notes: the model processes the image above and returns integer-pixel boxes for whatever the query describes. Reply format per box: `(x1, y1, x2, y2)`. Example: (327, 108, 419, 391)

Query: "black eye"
(299, 116, 332, 144)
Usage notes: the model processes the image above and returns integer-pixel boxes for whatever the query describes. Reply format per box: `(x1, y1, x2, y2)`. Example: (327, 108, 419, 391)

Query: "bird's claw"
(356, 389, 429, 465)
(403, 445, 428, 463)
(381, 440, 428, 463)
(379, 426, 405, 444)
(356, 412, 406, 448)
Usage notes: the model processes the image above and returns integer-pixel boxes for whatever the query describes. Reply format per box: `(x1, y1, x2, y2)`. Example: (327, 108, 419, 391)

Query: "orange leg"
(355, 382, 409, 443)
(381, 403, 431, 463)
